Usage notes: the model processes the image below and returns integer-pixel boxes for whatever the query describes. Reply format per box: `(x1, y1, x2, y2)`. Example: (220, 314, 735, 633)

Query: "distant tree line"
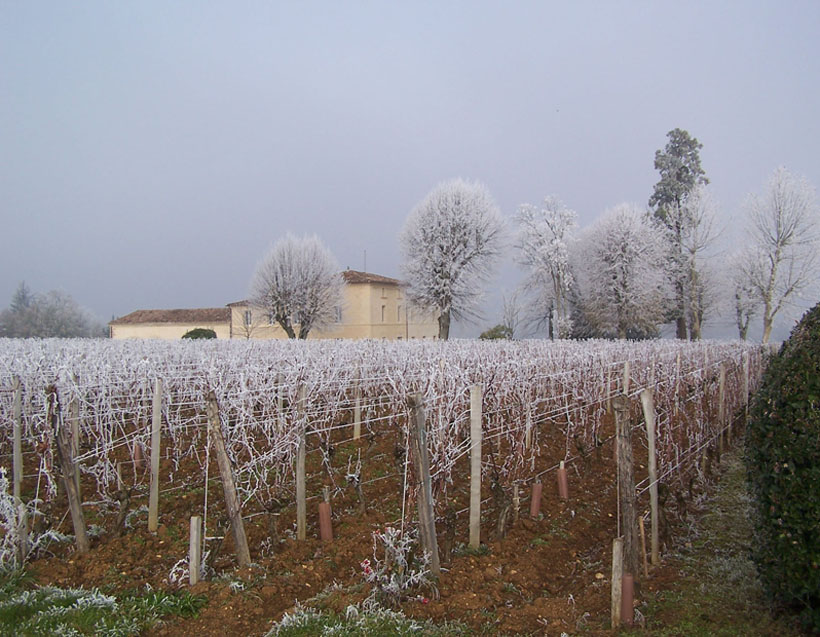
(0, 282, 107, 338)
(250, 128, 818, 343)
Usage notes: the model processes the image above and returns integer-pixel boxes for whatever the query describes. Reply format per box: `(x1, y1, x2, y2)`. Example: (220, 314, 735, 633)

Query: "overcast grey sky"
(2, 1, 818, 336)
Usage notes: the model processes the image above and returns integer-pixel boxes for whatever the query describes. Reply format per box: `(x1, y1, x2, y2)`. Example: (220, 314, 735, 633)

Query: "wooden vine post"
(408, 393, 441, 577)
(189, 515, 202, 586)
(742, 351, 750, 421)
(68, 374, 82, 497)
(639, 388, 660, 566)
(12, 376, 23, 502)
(524, 401, 532, 450)
(205, 390, 251, 567)
(47, 385, 89, 553)
(296, 385, 307, 541)
(718, 362, 727, 445)
(148, 378, 162, 532)
(469, 384, 482, 550)
(613, 394, 639, 577)
(674, 351, 681, 417)
(353, 378, 362, 441)
(611, 536, 623, 628)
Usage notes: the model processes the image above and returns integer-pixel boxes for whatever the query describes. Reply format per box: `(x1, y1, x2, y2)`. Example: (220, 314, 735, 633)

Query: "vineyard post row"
(1, 340, 766, 578)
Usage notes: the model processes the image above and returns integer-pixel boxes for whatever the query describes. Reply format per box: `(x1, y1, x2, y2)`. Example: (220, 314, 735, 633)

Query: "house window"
(244, 310, 252, 327)
(381, 305, 386, 322)
(381, 287, 387, 298)
(397, 305, 402, 322)
(335, 306, 342, 323)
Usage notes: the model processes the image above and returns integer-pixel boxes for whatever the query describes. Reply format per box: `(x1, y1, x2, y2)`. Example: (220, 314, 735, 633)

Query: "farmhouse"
(109, 270, 439, 340)
(108, 308, 231, 340)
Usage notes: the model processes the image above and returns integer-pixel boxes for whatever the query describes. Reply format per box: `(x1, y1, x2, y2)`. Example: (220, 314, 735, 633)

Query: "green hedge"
(181, 328, 217, 340)
(746, 303, 820, 631)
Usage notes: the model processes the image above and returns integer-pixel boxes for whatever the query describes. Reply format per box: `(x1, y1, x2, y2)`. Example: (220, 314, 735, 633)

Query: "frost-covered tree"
(515, 196, 577, 338)
(0, 283, 105, 338)
(250, 234, 344, 339)
(572, 204, 671, 339)
(736, 167, 819, 343)
(678, 185, 721, 340)
(400, 179, 505, 339)
(649, 128, 709, 339)
(727, 251, 759, 341)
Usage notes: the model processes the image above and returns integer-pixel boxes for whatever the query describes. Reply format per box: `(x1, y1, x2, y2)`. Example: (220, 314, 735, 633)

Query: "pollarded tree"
(738, 167, 819, 343)
(649, 128, 709, 339)
(572, 204, 671, 339)
(250, 234, 344, 339)
(400, 179, 505, 340)
(515, 196, 577, 338)
(727, 250, 759, 341)
(679, 184, 721, 340)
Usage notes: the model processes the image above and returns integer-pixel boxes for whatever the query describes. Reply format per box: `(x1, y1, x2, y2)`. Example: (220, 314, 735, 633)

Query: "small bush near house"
(182, 328, 217, 339)
(479, 324, 512, 340)
(746, 302, 820, 631)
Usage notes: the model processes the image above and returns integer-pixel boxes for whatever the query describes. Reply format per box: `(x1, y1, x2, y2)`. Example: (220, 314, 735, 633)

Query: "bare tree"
(572, 204, 671, 339)
(250, 234, 344, 339)
(515, 196, 577, 339)
(501, 291, 523, 339)
(727, 251, 758, 340)
(739, 167, 819, 343)
(0, 282, 105, 338)
(678, 185, 721, 339)
(400, 179, 505, 339)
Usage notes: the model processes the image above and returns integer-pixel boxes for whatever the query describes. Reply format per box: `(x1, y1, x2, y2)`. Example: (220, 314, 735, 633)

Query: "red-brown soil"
(25, 407, 724, 636)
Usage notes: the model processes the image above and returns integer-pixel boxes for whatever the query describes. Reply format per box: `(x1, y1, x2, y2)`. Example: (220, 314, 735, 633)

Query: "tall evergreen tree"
(649, 128, 709, 339)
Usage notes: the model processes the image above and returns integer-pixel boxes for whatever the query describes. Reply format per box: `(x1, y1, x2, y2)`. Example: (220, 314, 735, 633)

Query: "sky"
(2, 1, 819, 339)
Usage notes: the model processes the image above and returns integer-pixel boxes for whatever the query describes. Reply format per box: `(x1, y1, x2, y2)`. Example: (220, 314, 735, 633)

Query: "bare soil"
(25, 409, 722, 636)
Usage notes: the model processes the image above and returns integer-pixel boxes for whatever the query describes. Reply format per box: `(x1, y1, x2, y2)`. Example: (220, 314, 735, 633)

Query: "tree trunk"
(676, 316, 687, 340)
(438, 309, 451, 340)
(278, 319, 296, 339)
(762, 316, 773, 344)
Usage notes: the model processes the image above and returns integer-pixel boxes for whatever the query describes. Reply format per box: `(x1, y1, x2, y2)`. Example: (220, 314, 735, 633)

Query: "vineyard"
(0, 338, 765, 635)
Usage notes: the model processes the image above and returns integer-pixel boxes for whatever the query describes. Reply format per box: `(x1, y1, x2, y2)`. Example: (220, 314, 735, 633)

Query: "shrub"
(746, 302, 820, 631)
(479, 324, 512, 340)
(182, 328, 217, 340)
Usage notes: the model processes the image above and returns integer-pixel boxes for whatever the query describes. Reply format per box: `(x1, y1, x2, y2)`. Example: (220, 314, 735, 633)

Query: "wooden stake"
(189, 516, 202, 586)
(639, 516, 649, 578)
(719, 362, 727, 445)
(205, 391, 251, 567)
(148, 378, 162, 533)
(469, 385, 482, 550)
(47, 385, 89, 553)
(611, 536, 623, 628)
(640, 388, 659, 566)
(16, 503, 28, 568)
(353, 382, 362, 441)
(622, 360, 631, 396)
(512, 484, 520, 523)
(613, 394, 639, 577)
(408, 393, 441, 576)
(12, 376, 23, 502)
(674, 351, 681, 418)
(524, 401, 532, 450)
(742, 351, 750, 421)
(296, 385, 307, 541)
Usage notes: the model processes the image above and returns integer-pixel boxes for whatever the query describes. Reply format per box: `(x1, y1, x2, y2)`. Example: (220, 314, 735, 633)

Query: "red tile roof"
(341, 270, 403, 285)
(110, 308, 231, 325)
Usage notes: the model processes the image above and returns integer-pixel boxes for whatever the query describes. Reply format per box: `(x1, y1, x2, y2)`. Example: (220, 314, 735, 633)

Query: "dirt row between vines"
(26, 405, 729, 636)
